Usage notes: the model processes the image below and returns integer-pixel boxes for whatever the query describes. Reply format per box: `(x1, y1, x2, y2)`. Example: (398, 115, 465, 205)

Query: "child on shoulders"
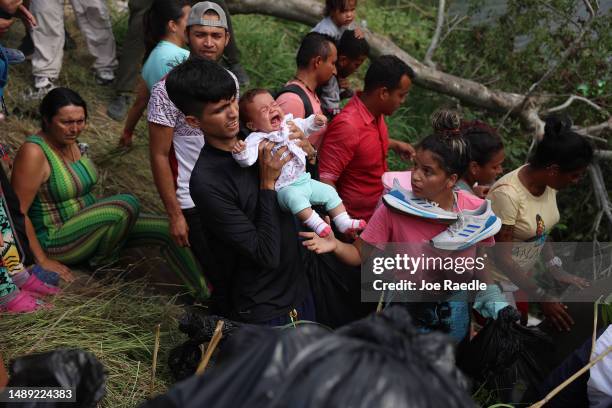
(311, 1, 367, 118)
(312, 0, 361, 41)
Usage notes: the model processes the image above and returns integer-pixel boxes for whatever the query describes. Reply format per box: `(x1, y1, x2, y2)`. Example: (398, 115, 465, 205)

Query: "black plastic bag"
(457, 306, 555, 402)
(167, 339, 202, 382)
(145, 324, 328, 408)
(265, 337, 471, 408)
(177, 312, 245, 344)
(262, 306, 471, 408)
(5, 348, 106, 408)
(338, 305, 470, 391)
(145, 307, 474, 408)
(168, 312, 249, 381)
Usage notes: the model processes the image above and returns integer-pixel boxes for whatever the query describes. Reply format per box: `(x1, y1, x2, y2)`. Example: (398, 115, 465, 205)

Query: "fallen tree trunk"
(226, 0, 541, 133)
(227, 0, 611, 240)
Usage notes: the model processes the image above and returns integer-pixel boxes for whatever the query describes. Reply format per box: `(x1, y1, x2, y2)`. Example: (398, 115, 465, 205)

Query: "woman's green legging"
(42, 194, 208, 299)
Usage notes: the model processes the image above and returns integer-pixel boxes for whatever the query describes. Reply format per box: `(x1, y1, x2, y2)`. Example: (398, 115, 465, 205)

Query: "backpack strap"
(276, 84, 314, 118)
(275, 84, 320, 180)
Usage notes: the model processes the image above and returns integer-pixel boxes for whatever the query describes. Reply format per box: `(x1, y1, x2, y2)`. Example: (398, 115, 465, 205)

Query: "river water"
(448, 0, 611, 24)
(447, 0, 611, 51)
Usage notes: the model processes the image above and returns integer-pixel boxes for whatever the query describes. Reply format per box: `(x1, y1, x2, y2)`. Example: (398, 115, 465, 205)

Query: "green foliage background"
(0, 2, 609, 407)
(3, 0, 608, 242)
(228, 0, 610, 242)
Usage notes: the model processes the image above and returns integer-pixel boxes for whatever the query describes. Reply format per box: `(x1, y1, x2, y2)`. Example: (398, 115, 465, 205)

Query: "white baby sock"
(333, 212, 366, 234)
(304, 211, 332, 237)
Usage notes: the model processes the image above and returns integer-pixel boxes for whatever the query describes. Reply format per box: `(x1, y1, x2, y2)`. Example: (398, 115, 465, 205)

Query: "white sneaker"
(34, 76, 56, 90)
(24, 76, 57, 100)
(431, 199, 502, 251)
(95, 69, 115, 85)
(382, 178, 458, 222)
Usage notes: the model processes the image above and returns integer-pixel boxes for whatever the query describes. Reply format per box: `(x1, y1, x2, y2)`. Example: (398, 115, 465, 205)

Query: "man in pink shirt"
(276, 33, 337, 148)
(319, 55, 416, 221)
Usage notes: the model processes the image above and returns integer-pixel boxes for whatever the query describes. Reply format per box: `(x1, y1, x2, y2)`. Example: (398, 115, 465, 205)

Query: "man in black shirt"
(165, 58, 314, 325)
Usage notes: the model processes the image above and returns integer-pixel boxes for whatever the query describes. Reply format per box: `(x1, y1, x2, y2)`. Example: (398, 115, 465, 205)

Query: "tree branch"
(379, 1, 433, 18)
(226, 0, 526, 116)
(541, 2, 582, 29)
(575, 118, 612, 136)
(594, 150, 612, 160)
(529, 346, 611, 408)
(498, 0, 598, 136)
(582, 134, 608, 144)
(588, 164, 612, 228)
(226, 0, 597, 139)
(439, 15, 468, 47)
(424, 0, 446, 68)
(545, 95, 608, 115)
(583, 0, 596, 18)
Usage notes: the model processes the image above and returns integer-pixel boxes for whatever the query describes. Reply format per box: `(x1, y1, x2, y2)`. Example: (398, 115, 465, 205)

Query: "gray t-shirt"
(311, 17, 357, 114)
(311, 16, 355, 41)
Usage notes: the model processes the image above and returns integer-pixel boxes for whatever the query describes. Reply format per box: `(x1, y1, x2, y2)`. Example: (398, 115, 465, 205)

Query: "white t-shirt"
(588, 325, 612, 408)
(147, 71, 238, 209)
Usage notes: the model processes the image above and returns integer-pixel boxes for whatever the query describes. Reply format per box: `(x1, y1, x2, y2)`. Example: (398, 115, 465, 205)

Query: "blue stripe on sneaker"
(389, 189, 406, 201)
(384, 195, 436, 218)
(456, 217, 501, 250)
(383, 193, 458, 221)
(484, 216, 498, 229)
(459, 233, 470, 237)
(467, 224, 480, 229)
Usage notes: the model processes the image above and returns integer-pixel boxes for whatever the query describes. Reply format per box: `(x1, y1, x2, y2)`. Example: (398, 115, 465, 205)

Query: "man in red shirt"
(319, 55, 415, 221)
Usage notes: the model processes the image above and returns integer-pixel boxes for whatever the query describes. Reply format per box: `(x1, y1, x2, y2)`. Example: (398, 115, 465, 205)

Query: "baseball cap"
(187, 2, 228, 30)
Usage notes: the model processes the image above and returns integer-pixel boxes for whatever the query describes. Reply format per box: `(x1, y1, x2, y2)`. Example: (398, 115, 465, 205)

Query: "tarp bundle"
(457, 306, 555, 402)
(5, 348, 106, 408)
(144, 306, 474, 408)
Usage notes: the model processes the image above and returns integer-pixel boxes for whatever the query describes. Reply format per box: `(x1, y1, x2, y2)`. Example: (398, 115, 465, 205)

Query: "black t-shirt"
(189, 144, 309, 323)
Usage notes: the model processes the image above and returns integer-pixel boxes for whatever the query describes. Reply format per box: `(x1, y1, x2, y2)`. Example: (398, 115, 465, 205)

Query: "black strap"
(275, 84, 319, 180)
(276, 84, 314, 118)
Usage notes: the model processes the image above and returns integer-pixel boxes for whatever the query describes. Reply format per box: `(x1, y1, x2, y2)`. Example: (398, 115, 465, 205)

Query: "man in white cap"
(147, 1, 238, 309)
(106, 0, 249, 121)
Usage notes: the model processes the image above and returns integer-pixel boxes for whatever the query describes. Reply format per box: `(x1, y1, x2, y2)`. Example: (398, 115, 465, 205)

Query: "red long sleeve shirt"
(319, 94, 389, 221)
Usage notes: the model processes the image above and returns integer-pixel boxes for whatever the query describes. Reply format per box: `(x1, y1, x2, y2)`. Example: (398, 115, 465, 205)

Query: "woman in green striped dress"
(11, 88, 208, 300)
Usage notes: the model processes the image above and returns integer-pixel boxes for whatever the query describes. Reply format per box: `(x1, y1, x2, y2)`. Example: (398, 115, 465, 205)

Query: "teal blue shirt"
(142, 41, 189, 90)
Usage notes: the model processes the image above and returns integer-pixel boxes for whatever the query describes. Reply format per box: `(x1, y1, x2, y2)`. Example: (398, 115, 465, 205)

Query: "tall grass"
(0, 275, 184, 407)
(231, 15, 309, 90)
